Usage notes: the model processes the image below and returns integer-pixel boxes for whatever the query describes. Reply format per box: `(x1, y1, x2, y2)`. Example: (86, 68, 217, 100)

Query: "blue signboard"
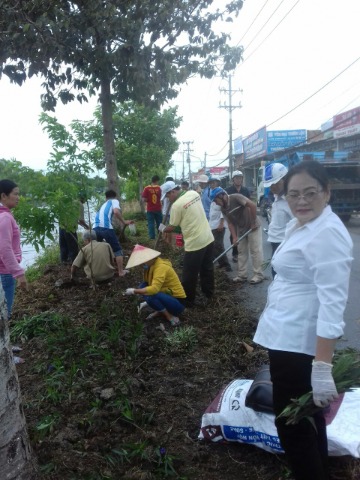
(243, 126, 267, 161)
(233, 136, 243, 154)
(267, 129, 307, 153)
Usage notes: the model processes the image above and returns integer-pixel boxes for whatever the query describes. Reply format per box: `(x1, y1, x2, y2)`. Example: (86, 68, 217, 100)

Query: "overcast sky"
(1, 0, 360, 177)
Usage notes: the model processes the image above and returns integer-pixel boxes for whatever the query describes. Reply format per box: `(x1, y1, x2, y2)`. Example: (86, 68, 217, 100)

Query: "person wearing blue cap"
(210, 187, 264, 284)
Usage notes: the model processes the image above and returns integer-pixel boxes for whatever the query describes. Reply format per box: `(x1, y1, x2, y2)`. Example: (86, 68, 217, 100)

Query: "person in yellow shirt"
(158, 181, 215, 307)
(124, 244, 186, 326)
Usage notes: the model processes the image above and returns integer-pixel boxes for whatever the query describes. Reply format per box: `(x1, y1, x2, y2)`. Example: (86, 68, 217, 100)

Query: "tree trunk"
(0, 285, 37, 479)
(138, 166, 145, 214)
(100, 76, 120, 196)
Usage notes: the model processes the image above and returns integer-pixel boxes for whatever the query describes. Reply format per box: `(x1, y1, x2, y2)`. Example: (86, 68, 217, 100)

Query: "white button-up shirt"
(267, 194, 293, 243)
(254, 206, 353, 356)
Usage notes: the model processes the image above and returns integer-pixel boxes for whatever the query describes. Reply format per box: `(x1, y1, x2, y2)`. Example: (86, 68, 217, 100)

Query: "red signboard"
(333, 106, 360, 139)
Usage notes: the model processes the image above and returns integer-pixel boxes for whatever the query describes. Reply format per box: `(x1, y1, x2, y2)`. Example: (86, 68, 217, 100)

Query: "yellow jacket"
(143, 258, 186, 298)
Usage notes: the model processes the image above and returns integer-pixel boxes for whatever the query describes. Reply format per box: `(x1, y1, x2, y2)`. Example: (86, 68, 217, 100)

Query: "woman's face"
(286, 172, 330, 226)
(1, 187, 20, 209)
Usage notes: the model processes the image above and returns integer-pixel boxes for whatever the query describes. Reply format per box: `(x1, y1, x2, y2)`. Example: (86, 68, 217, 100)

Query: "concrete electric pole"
(219, 74, 242, 179)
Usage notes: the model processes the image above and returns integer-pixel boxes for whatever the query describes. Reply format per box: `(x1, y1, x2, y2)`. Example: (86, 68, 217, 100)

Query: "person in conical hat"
(124, 245, 186, 326)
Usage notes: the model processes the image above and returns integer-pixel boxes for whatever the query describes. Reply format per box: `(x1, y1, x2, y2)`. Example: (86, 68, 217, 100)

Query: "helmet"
(210, 187, 226, 202)
(263, 163, 288, 187)
(208, 175, 221, 182)
(232, 170, 243, 178)
(197, 174, 209, 183)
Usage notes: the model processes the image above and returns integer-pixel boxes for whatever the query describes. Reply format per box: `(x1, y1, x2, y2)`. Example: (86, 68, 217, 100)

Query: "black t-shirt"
(225, 185, 250, 198)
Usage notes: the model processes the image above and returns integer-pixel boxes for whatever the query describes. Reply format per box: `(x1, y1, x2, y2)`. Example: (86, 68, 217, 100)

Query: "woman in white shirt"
(254, 160, 353, 480)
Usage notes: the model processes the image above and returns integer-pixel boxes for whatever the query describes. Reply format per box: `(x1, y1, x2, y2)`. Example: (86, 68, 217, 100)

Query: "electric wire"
(243, 0, 287, 51)
(243, 0, 301, 63)
(236, 0, 271, 46)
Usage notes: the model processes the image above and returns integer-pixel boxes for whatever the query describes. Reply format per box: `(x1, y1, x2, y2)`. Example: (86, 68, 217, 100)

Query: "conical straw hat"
(126, 244, 161, 268)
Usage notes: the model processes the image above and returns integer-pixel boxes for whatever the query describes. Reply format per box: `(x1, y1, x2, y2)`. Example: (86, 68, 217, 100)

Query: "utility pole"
(182, 141, 194, 188)
(203, 152, 207, 172)
(182, 150, 185, 180)
(219, 74, 242, 179)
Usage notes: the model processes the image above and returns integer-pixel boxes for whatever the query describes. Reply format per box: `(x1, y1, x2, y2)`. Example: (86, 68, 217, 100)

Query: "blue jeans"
(146, 211, 162, 239)
(139, 282, 185, 316)
(0, 274, 16, 318)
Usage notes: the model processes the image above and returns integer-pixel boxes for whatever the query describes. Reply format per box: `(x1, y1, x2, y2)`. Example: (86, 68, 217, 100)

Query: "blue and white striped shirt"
(94, 199, 120, 229)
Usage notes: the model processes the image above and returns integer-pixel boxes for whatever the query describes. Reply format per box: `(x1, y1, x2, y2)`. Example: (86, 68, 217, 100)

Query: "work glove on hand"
(125, 288, 135, 295)
(311, 360, 339, 407)
(158, 223, 167, 232)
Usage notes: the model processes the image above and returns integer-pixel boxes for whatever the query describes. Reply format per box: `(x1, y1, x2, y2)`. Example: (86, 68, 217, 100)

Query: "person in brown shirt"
(211, 188, 264, 284)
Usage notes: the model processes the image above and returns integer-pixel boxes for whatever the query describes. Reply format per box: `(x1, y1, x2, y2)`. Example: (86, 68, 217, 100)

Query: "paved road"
(222, 214, 360, 350)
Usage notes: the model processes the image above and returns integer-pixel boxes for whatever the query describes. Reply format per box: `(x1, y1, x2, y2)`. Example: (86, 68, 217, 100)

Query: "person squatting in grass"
(71, 230, 116, 283)
(124, 244, 186, 326)
(254, 160, 353, 480)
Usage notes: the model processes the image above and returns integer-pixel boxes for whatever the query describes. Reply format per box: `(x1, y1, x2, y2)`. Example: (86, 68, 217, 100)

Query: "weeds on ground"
(163, 326, 197, 353)
(26, 244, 60, 282)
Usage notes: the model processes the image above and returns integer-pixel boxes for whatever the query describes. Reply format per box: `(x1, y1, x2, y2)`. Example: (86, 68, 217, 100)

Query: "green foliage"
(279, 349, 360, 425)
(35, 413, 60, 439)
(25, 244, 60, 282)
(163, 326, 198, 353)
(10, 311, 68, 342)
(0, 1, 244, 109)
(72, 102, 181, 199)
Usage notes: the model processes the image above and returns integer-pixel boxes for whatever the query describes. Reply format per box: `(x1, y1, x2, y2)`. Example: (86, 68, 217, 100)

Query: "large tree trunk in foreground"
(100, 75, 120, 196)
(0, 285, 37, 479)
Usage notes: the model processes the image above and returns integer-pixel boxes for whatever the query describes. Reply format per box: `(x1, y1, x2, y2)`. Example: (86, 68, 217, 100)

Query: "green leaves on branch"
(278, 349, 360, 425)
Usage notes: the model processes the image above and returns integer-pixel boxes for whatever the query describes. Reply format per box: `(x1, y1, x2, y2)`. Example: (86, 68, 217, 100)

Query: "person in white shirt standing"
(264, 163, 293, 278)
(254, 160, 353, 480)
(93, 190, 134, 277)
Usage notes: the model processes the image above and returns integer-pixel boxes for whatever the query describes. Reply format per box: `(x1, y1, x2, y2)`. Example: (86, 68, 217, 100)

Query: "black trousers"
(59, 228, 79, 262)
(212, 229, 230, 267)
(268, 350, 329, 480)
(229, 233, 238, 256)
(182, 242, 214, 303)
(270, 242, 281, 279)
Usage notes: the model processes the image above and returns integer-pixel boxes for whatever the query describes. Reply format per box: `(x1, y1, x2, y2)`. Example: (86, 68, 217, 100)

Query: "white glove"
(125, 288, 135, 295)
(158, 223, 167, 232)
(311, 361, 338, 407)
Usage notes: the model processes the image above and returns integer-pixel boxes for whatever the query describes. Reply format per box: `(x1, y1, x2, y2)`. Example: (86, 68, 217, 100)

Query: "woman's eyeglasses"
(286, 190, 323, 203)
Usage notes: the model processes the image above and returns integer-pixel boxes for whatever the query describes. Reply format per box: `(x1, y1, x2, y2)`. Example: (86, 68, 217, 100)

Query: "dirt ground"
(11, 239, 360, 480)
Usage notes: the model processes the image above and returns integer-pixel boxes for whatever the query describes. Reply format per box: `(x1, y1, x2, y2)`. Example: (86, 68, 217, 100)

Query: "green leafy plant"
(35, 413, 60, 439)
(25, 244, 60, 282)
(164, 326, 197, 353)
(279, 349, 360, 425)
(10, 311, 68, 342)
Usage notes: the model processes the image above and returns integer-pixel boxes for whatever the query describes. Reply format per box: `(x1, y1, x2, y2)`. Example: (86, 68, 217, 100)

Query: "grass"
(25, 243, 60, 282)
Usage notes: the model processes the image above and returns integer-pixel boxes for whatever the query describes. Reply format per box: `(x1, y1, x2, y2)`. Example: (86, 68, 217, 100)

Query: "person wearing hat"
(208, 176, 232, 272)
(197, 174, 211, 220)
(124, 244, 186, 326)
(210, 187, 264, 284)
(264, 163, 294, 278)
(226, 170, 250, 263)
(158, 181, 215, 306)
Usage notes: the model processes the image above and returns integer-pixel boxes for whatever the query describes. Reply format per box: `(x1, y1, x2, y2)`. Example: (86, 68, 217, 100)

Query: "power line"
(243, 0, 287, 51)
(266, 55, 360, 128)
(244, 0, 301, 63)
(236, 0, 271, 46)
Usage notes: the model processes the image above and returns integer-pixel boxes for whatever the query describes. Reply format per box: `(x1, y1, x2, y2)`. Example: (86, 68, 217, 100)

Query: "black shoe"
(232, 255, 238, 263)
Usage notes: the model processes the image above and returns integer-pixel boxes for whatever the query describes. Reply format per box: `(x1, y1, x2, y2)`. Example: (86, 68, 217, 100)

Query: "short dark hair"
(0, 179, 18, 196)
(105, 189, 117, 199)
(165, 176, 174, 182)
(151, 175, 160, 183)
(181, 180, 189, 187)
(284, 160, 329, 194)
